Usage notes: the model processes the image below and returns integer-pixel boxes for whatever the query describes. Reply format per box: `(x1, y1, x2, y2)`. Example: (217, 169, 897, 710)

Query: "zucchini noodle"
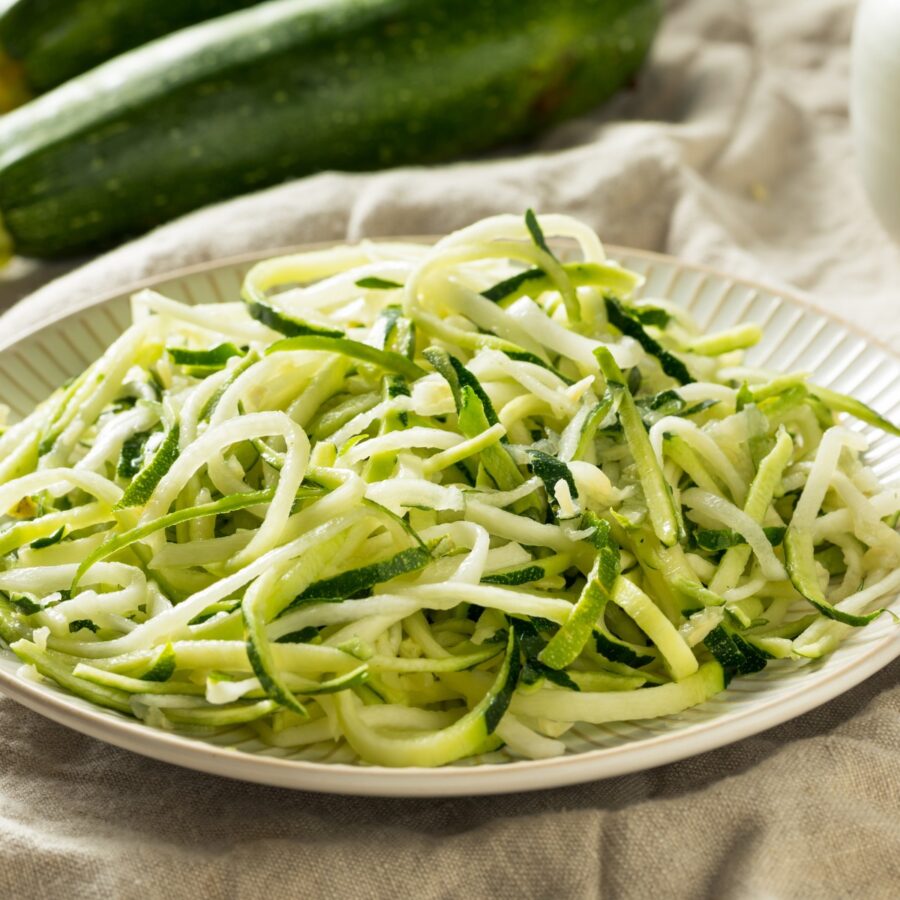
(1, 211, 898, 767)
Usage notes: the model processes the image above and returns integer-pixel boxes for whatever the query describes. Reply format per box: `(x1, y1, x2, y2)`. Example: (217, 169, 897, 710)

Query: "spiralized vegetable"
(1, 212, 898, 767)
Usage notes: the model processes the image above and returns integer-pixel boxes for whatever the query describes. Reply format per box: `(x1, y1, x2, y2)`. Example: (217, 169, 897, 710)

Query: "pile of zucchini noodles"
(1, 212, 899, 768)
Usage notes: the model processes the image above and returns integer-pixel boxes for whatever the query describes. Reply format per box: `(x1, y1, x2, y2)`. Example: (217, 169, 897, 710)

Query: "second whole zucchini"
(0, 0, 663, 259)
(0, 0, 266, 100)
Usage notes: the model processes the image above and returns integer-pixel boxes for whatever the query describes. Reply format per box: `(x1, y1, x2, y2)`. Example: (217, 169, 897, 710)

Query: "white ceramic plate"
(1, 244, 898, 797)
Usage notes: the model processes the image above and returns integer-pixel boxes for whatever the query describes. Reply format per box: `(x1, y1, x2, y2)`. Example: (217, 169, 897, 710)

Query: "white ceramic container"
(852, 0, 900, 242)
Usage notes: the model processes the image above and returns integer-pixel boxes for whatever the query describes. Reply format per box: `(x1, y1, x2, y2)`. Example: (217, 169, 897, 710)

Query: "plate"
(0, 243, 898, 796)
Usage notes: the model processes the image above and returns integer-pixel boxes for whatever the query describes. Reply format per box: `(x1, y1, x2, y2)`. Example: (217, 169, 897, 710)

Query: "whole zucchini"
(0, 0, 264, 97)
(0, 0, 662, 259)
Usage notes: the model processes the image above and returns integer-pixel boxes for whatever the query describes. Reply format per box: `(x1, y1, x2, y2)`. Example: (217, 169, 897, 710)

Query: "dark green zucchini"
(0, 0, 264, 97)
(0, 0, 662, 259)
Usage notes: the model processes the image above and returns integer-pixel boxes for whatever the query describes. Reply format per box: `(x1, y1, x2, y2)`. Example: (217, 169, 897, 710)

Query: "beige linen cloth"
(1, 1, 898, 897)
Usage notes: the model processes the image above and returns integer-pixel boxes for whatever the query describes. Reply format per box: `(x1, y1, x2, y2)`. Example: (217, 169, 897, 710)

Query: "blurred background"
(0, 0, 897, 346)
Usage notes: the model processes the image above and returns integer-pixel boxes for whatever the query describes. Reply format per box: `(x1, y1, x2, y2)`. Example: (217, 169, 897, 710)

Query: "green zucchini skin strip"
(481, 262, 641, 304)
(29, 526, 65, 549)
(139, 643, 177, 682)
(424, 347, 499, 426)
(11, 640, 134, 714)
(72, 488, 278, 590)
(694, 526, 786, 551)
(192, 665, 370, 701)
(635, 390, 717, 427)
(502, 348, 575, 386)
(683, 324, 762, 356)
(526, 450, 578, 514)
(592, 629, 655, 668)
(168, 342, 245, 370)
(246, 300, 344, 338)
(369, 646, 502, 673)
(539, 518, 619, 669)
(72, 664, 206, 695)
(360, 498, 430, 552)
(510, 660, 724, 724)
(569, 670, 646, 691)
(425, 347, 528, 498)
(118, 430, 150, 478)
(481, 565, 548, 587)
(283, 545, 432, 612)
(595, 347, 680, 547)
(199, 349, 259, 421)
(481, 553, 572, 586)
(286, 664, 370, 696)
(0, 602, 29, 644)
(523, 208, 579, 322)
(335, 627, 520, 767)
(162, 700, 280, 727)
(267, 334, 425, 380)
(784, 529, 884, 626)
(243, 527, 358, 717)
(116, 424, 180, 508)
(242, 625, 305, 717)
(356, 277, 404, 290)
(0, 502, 113, 556)
(809, 384, 900, 437)
(573, 388, 620, 461)
(525, 208, 552, 256)
(703, 625, 768, 679)
(604, 297, 693, 385)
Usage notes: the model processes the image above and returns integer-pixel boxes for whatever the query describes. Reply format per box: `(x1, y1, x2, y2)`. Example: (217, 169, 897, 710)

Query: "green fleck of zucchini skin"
(0, 0, 264, 94)
(0, 0, 662, 259)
